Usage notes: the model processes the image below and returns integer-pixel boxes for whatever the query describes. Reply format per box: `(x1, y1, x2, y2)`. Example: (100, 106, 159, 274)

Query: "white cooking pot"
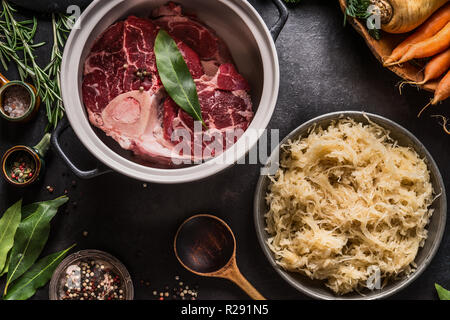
(52, 0, 288, 183)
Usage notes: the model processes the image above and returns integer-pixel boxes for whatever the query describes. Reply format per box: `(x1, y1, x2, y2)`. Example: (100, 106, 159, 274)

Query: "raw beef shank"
(82, 3, 253, 165)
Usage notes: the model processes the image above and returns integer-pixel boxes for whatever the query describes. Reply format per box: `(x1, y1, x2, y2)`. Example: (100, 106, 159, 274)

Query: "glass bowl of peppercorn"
(1, 133, 51, 187)
(49, 250, 134, 300)
(2, 146, 41, 186)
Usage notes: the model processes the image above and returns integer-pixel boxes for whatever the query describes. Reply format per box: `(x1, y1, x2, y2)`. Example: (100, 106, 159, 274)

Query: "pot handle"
(51, 117, 112, 179)
(270, 0, 289, 41)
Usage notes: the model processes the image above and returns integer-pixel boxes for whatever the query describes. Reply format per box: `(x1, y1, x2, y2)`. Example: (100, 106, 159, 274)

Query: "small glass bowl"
(1, 146, 42, 187)
(49, 250, 134, 300)
(1, 133, 50, 187)
(0, 81, 40, 123)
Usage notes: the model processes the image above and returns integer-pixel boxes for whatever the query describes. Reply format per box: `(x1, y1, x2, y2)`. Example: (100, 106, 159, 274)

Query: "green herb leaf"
(0, 253, 10, 277)
(4, 244, 75, 300)
(436, 283, 450, 300)
(154, 29, 205, 127)
(4, 196, 68, 294)
(0, 200, 22, 272)
(21, 202, 44, 220)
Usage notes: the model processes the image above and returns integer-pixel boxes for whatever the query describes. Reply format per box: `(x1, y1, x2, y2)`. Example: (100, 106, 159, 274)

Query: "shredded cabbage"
(265, 118, 434, 295)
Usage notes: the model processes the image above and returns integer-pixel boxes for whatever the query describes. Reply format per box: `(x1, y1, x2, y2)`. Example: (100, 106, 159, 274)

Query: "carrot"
(432, 69, 450, 104)
(384, 3, 450, 66)
(388, 22, 450, 66)
(418, 70, 450, 117)
(402, 48, 450, 87)
(432, 115, 450, 134)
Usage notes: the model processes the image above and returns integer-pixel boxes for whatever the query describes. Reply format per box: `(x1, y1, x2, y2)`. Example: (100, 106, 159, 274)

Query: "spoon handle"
(225, 266, 266, 300)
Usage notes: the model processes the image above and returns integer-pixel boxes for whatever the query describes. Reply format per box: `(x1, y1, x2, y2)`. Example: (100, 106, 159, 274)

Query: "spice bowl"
(0, 72, 40, 122)
(49, 250, 134, 300)
(1, 133, 50, 186)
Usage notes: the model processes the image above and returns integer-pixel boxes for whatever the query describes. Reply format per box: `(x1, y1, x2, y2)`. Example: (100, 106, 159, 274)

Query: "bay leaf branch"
(4, 244, 75, 300)
(4, 196, 68, 294)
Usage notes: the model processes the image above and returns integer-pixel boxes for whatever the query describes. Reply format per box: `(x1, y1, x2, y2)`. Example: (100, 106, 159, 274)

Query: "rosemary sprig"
(44, 13, 71, 130)
(0, 0, 71, 130)
(0, 7, 40, 81)
(345, 0, 381, 40)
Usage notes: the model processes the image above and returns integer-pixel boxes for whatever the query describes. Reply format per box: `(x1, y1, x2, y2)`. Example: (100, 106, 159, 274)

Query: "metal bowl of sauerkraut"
(254, 111, 446, 300)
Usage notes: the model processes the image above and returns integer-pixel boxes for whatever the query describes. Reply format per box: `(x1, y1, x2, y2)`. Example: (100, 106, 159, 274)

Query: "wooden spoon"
(174, 214, 266, 300)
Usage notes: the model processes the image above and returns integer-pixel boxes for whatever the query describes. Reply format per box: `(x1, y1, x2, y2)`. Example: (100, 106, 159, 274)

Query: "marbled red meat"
(163, 64, 253, 157)
(82, 3, 253, 164)
(152, 1, 233, 75)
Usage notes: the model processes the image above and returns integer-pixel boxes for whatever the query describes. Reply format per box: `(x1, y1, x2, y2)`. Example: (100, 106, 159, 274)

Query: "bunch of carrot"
(384, 3, 450, 110)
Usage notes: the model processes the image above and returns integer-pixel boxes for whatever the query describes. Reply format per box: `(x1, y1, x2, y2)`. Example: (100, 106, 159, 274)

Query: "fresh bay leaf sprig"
(154, 29, 206, 127)
(4, 197, 68, 293)
(0, 196, 74, 300)
(4, 244, 75, 300)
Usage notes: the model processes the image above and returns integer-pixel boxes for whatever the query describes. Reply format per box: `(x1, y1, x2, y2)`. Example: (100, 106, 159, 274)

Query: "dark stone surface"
(9, 0, 91, 13)
(0, 0, 448, 300)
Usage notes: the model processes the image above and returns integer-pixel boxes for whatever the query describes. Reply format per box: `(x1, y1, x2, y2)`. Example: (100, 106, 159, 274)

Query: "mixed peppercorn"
(148, 276, 199, 300)
(60, 259, 126, 300)
(8, 152, 35, 183)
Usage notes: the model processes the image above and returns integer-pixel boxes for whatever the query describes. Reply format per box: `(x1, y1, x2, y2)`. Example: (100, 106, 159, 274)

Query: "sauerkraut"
(265, 117, 434, 295)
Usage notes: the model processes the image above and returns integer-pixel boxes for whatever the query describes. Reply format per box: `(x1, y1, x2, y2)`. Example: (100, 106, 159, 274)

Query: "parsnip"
(384, 3, 450, 66)
(372, 0, 449, 34)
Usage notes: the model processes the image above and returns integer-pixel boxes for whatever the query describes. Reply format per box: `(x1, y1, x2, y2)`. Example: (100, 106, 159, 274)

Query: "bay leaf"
(4, 196, 68, 294)
(436, 283, 450, 300)
(0, 253, 10, 277)
(0, 200, 22, 272)
(4, 244, 75, 300)
(154, 29, 205, 126)
(21, 202, 42, 220)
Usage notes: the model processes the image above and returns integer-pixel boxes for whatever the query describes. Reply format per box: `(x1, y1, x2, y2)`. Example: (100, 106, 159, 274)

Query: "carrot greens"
(345, 0, 381, 40)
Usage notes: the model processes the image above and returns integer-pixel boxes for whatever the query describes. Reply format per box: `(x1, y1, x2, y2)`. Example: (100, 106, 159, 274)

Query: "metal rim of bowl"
(253, 111, 447, 300)
(49, 249, 134, 300)
(61, 0, 280, 184)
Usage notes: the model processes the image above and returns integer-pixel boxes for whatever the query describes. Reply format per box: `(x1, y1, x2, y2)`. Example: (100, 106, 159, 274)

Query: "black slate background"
(0, 0, 449, 300)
